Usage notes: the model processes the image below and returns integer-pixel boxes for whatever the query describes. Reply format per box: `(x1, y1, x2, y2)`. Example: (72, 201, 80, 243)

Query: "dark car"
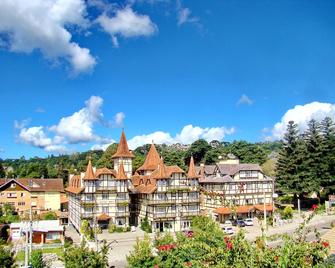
(232, 219, 246, 227)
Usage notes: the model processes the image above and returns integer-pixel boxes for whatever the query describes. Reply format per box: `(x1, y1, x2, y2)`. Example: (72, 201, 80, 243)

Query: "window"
(46, 232, 60, 240)
(178, 192, 183, 198)
(258, 198, 264, 204)
(18, 202, 25, 206)
(20, 193, 25, 197)
(84, 207, 93, 213)
(102, 206, 109, 213)
(7, 193, 17, 198)
(171, 192, 176, 198)
(11, 183, 16, 188)
(102, 193, 108, 200)
(117, 218, 126, 226)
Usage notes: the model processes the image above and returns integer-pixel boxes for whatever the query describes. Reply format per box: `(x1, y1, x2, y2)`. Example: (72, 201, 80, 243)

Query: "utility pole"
(29, 206, 33, 259)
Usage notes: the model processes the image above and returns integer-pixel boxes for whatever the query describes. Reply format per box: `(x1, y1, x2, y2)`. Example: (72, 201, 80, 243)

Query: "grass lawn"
(16, 247, 64, 262)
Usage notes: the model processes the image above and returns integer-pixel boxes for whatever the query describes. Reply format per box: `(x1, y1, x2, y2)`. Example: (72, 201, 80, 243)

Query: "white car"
(224, 220, 232, 225)
(244, 218, 253, 226)
(223, 226, 235, 235)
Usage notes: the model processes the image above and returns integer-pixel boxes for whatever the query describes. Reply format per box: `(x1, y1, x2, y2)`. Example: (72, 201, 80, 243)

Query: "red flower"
(184, 262, 192, 267)
(322, 241, 330, 248)
(153, 265, 159, 268)
(224, 236, 231, 243)
(311, 204, 318, 211)
(158, 244, 176, 251)
(274, 256, 279, 262)
(226, 242, 233, 250)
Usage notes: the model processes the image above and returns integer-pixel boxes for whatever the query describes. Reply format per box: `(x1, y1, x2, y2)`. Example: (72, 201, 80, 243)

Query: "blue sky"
(1, 0, 335, 159)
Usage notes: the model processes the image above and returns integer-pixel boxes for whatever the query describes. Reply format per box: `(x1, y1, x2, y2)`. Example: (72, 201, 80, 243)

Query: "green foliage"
(0, 244, 16, 267)
(0, 162, 5, 178)
(42, 211, 58, 220)
(281, 206, 293, 220)
(140, 216, 152, 233)
(277, 195, 294, 204)
(63, 240, 108, 268)
(96, 144, 118, 169)
(30, 249, 46, 268)
(0, 204, 20, 224)
(127, 216, 330, 268)
(80, 220, 94, 241)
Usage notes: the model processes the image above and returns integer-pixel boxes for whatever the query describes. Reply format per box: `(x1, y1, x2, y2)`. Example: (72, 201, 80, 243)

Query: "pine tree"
(320, 117, 335, 194)
(303, 119, 324, 195)
(276, 121, 299, 194)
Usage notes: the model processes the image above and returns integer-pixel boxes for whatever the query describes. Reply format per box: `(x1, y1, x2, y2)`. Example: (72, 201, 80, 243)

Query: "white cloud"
(269, 102, 335, 140)
(237, 94, 253, 106)
(176, 1, 199, 26)
(97, 7, 157, 47)
(0, 0, 96, 73)
(50, 96, 103, 143)
(14, 118, 31, 129)
(19, 126, 53, 148)
(35, 107, 46, 113)
(114, 112, 125, 127)
(127, 124, 235, 149)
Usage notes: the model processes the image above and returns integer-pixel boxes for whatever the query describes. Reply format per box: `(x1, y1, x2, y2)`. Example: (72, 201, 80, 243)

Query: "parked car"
(222, 226, 235, 235)
(244, 218, 254, 226)
(224, 220, 232, 225)
(232, 219, 246, 227)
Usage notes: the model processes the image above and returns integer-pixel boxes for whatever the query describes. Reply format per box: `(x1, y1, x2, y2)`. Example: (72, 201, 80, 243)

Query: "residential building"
(66, 130, 132, 232)
(10, 220, 64, 244)
(131, 144, 200, 232)
(197, 154, 274, 222)
(0, 178, 64, 215)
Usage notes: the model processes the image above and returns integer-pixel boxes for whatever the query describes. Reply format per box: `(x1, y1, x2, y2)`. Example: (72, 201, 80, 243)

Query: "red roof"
(112, 130, 135, 159)
(137, 143, 161, 171)
(187, 156, 199, 179)
(215, 204, 274, 215)
(116, 162, 128, 180)
(83, 159, 95, 180)
(97, 213, 110, 221)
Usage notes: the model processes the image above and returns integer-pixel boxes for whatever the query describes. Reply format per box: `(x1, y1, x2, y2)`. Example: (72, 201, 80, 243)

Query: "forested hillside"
(0, 140, 282, 186)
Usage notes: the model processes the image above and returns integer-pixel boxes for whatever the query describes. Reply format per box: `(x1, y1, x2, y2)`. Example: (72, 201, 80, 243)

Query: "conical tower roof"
(83, 157, 96, 180)
(150, 158, 168, 179)
(112, 129, 135, 159)
(137, 143, 161, 171)
(116, 162, 128, 180)
(187, 156, 199, 179)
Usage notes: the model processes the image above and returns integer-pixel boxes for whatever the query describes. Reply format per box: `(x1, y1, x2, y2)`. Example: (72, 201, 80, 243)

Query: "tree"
(303, 119, 324, 195)
(63, 240, 108, 268)
(42, 211, 58, 220)
(186, 139, 211, 164)
(96, 144, 118, 169)
(0, 244, 16, 267)
(276, 121, 306, 197)
(0, 162, 5, 178)
(320, 117, 335, 194)
(31, 250, 46, 268)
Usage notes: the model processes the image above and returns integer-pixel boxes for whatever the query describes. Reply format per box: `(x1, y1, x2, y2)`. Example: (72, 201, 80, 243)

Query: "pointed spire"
(112, 129, 135, 159)
(116, 161, 128, 180)
(187, 156, 199, 179)
(83, 156, 95, 180)
(156, 158, 167, 178)
(137, 143, 161, 171)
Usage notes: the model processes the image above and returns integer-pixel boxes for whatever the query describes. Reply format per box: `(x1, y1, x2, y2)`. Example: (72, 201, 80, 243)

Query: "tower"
(112, 129, 134, 178)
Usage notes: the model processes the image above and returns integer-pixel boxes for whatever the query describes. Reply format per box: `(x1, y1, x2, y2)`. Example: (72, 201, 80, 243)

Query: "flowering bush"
(127, 215, 330, 268)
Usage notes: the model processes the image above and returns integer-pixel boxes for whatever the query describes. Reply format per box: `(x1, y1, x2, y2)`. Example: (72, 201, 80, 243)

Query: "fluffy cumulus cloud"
(50, 96, 103, 143)
(127, 124, 235, 149)
(97, 7, 158, 47)
(114, 112, 125, 127)
(237, 94, 253, 106)
(16, 96, 121, 153)
(0, 0, 96, 73)
(269, 102, 335, 140)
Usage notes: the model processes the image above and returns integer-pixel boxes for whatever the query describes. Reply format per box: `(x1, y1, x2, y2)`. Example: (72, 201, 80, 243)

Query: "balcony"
(148, 199, 175, 205)
(154, 213, 176, 219)
(80, 200, 95, 205)
(81, 213, 94, 219)
(115, 211, 130, 217)
(96, 186, 117, 192)
(181, 211, 199, 217)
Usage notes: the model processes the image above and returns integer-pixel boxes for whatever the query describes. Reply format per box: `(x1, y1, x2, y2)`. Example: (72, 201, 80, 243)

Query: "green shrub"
(282, 206, 293, 220)
(42, 211, 58, 220)
(108, 223, 116, 233)
(30, 249, 46, 268)
(278, 195, 294, 204)
(140, 216, 152, 233)
(115, 227, 124, 233)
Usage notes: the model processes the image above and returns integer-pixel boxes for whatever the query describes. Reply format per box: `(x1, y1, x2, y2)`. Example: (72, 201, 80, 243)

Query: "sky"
(0, 0, 335, 159)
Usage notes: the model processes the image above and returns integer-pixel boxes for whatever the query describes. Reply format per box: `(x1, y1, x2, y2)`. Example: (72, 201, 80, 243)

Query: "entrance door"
(159, 222, 164, 232)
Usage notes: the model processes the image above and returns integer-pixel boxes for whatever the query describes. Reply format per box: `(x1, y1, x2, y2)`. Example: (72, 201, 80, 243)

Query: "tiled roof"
(83, 159, 95, 180)
(116, 162, 128, 180)
(215, 204, 274, 215)
(217, 163, 262, 176)
(137, 143, 161, 171)
(199, 175, 233, 183)
(97, 213, 110, 221)
(112, 130, 135, 159)
(65, 175, 84, 194)
(95, 167, 117, 178)
(0, 178, 64, 192)
(187, 156, 199, 179)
